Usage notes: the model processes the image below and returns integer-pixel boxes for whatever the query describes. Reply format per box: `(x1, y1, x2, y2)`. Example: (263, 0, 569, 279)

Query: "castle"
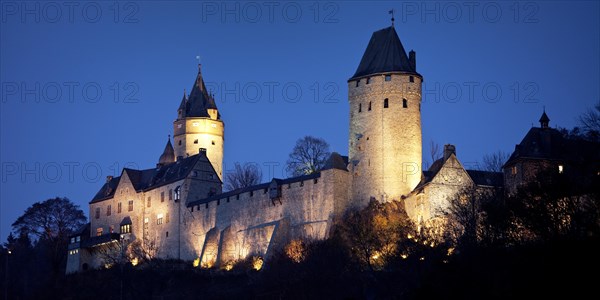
(66, 25, 596, 273)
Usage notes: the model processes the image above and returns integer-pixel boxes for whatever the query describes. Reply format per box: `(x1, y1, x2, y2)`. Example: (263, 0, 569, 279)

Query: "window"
(314, 178, 318, 184)
(385, 75, 391, 81)
(384, 98, 389, 108)
(368, 101, 371, 111)
(194, 139, 198, 144)
(76, 236, 80, 242)
(144, 218, 149, 229)
(205, 203, 209, 209)
(128, 200, 133, 212)
(227, 197, 230, 203)
(169, 189, 173, 201)
(95, 207, 100, 219)
(120, 224, 131, 234)
(300, 181, 304, 187)
(403, 99, 408, 108)
(178, 140, 182, 146)
(409, 76, 414, 83)
(109, 225, 114, 233)
(166, 213, 170, 223)
(211, 141, 215, 145)
(161, 191, 165, 202)
(147, 197, 151, 208)
(250, 191, 254, 197)
(106, 205, 111, 216)
(355, 80, 360, 87)
(366, 77, 370, 84)
(511, 166, 517, 175)
(359, 103, 362, 113)
(236, 194, 240, 200)
(70, 237, 75, 244)
(217, 199, 220, 206)
(117, 202, 122, 213)
(96, 228, 103, 236)
(166, 231, 169, 238)
(558, 165, 564, 174)
(157, 214, 163, 225)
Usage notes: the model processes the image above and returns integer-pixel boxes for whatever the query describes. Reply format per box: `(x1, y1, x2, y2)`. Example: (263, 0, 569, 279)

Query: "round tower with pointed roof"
(173, 64, 224, 180)
(348, 25, 423, 204)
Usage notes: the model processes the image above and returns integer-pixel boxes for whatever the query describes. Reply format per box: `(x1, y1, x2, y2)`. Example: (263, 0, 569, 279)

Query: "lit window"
(166, 213, 170, 223)
(384, 98, 389, 108)
(120, 224, 131, 234)
(128, 200, 133, 212)
(157, 214, 163, 225)
(385, 75, 391, 81)
(558, 165, 564, 174)
(95, 207, 100, 219)
(96, 228, 103, 236)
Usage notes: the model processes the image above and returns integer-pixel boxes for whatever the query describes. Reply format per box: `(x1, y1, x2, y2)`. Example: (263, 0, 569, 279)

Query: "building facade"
(67, 25, 592, 274)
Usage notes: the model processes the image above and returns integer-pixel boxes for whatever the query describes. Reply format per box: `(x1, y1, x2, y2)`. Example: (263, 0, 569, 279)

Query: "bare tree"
(480, 151, 509, 172)
(430, 140, 442, 163)
(286, 136, 331, 177)
(224, 162, 262, 191)
(579, 104, 600, 140)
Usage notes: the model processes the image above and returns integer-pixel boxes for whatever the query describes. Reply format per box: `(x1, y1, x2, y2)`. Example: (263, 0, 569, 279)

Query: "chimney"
(106, 175, 113, 183)
(409, 50, 416, 71)
(443, 144, 456, 161)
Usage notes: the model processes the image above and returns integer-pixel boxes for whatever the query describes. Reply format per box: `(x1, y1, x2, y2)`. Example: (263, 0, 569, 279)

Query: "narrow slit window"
(355, 80, 360, 87)
(384, 98, 389, 108)
(368, 102, 372, 111)
(366, 77, 370, 84)
(359, 103, 362, 113)
(403, 99, 408, 108)
(409, 76, 414, 83)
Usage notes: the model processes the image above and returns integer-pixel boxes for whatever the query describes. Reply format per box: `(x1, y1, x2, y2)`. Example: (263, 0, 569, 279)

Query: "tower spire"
(389, 9, 395, 27)
(539, 108, 550, 129)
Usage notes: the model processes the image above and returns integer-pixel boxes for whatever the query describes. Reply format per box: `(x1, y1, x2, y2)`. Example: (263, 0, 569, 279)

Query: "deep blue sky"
(1, 1, 599, 242)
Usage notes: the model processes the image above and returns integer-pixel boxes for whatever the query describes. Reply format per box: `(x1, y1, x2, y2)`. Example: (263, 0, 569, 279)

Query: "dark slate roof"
(322, 152, 349, 171)
(350, 26, 417, 80)
(187, 172, 320, 207)
(158, 138, 175, 165)
(505, 127, 569, 165)
(539, 111, 550, 124)
(70, 223, 90, 238)
(505, 126, 600, 168)
(181, 66, 219, 119)
(90, 152, 220, 203)
(466, 170, 503, 187)
(81, 233, 120, 248)
(120, 216, 132, 226)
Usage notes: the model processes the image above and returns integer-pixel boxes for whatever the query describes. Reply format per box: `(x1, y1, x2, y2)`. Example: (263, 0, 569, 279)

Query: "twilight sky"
(1, 1, 599, 242)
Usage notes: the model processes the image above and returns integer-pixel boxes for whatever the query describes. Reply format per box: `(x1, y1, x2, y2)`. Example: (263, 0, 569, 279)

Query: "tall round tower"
(173, 64, 224, 180)
(348, 26, 423, 204)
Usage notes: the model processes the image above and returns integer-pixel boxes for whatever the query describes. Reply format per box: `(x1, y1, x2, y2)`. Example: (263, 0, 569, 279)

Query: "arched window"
(384, 98, 389, 108)
(403, 99, 408, 108)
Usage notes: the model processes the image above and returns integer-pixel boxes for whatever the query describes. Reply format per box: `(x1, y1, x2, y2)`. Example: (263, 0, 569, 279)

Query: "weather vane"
(389, 9, 395, 27)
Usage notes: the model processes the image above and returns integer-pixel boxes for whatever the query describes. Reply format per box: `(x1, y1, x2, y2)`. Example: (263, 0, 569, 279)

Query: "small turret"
(158, 136, 175, 167)
(539, 109, 550, 129)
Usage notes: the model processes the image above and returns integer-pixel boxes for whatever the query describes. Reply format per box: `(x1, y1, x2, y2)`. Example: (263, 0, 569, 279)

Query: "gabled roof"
(158, 138, 175, 165)
(187, 172, 321, 207)
(466, 170, 503, 187)
(90, 152, 220, 203)
(350, 26, 417, 80)
(181, 65, 219, 119)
